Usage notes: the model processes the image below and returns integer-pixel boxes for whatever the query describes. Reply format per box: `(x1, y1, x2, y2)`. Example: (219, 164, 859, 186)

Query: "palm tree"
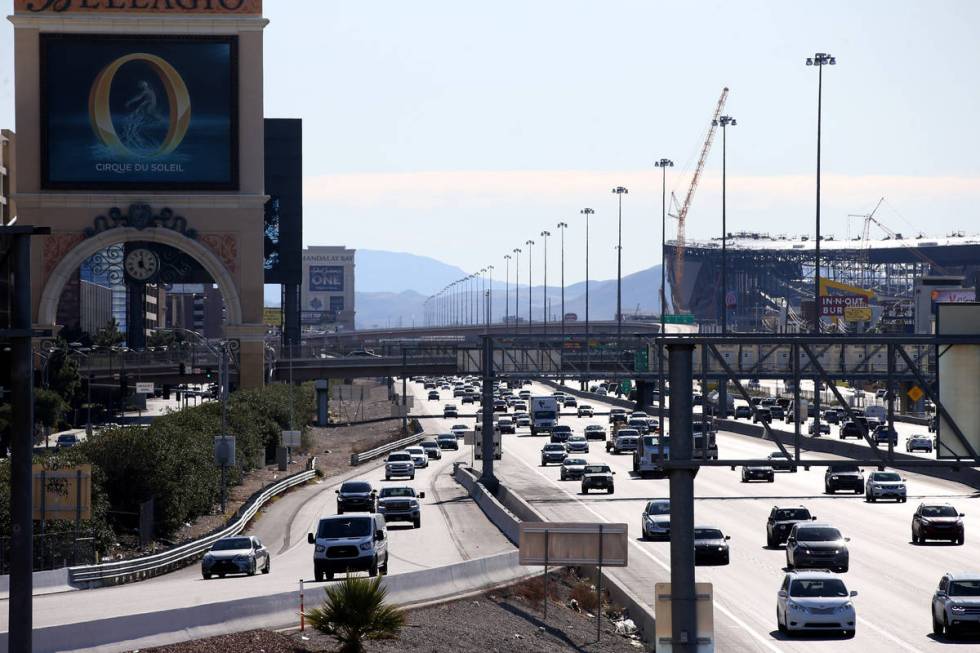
(304, 574, 405, 652)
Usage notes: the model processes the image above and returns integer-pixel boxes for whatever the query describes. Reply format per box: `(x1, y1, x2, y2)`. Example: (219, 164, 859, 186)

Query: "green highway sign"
(663, 314, 696, 325)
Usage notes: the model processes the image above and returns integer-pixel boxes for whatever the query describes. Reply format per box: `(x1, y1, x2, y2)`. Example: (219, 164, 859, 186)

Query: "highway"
(1, 412, 511, 644)
(408, 378, 980, 651)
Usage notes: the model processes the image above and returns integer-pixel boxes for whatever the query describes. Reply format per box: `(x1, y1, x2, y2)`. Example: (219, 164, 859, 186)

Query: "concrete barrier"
(0, 568, 73, 600)
(452, 463, 520, 544)
(5, 550, 529, 653)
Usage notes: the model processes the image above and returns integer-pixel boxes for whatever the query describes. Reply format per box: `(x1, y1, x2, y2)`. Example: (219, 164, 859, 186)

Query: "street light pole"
(557, 222, 568, 343)
(504, 254, 511, 325)
(611, 186, 628, 340)
(580, 207, 594, 384)
(807, 51, 836, 334)
(712, 115, 736, 335)
(655, 159, 674, 329)
(513, 248, 522, 327)
(487, 265, 494, 326)
(540, 231, 550, 335)
(525, 239, 535, 335)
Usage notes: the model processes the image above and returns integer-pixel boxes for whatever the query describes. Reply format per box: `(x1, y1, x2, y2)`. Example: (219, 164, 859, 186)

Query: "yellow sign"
(907, 386, 924, 403)
(32, 464, 92, 522)
(843, 306, 872, 322)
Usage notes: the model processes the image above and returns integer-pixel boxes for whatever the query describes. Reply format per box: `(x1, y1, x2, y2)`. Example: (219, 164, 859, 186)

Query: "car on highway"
(808, 421, 830, 436)
(932, 572, 980, 637)
(452, 388, 465, 397)
(907, 435, 934, 453)
(436, 434, 459, 451)
(336, 481, 377, 514)
(443, 404, 458, 418)
(584, 424, 607, 441)
(385, 452, 416, 480)
(512, 401, 527, 413)
(423, 380, 436, 389)
(733, 405, 752, 420)
(607, 431, 639, 455)
(767, 451, 792, 471)
(641, 499, 671, 540)
(628, 417, 650, 434)
(405, 446, 429, 469)
(912, 503, 965, 545)
(519, 389, 532, 400)
(201, 535, 270, 579)
(563, 396, 578, 408)
(577, 404, 594, 418)
(766, 506, 815, 547)
(451, 424, 468, 438)
(825, 464, 865, 494)
(565, 435, 590, 454)
(550, 424, 573, 443)
(420, 440, 442, 460)
(753, 407, 773, 424)
(540, 443, 568, 466)
(493, 399, 508, 412)
(515, 412, 531, 428)
(309, 513, 388, 581)
(559, 456, 589, 481)
(770, 405, 786, 421)
(347, 349, 381, 358)
(427, 390, 440, 401)
(872, 425, 899, 447)
(461, 394, 476, 404)
(497, 417, 516, 434)
(741, 464, 774, 483)
(56, 433, 80, 449)
(609, 408, 628, 425)
(694, 526, 731, 565)
(377, 486, 424, 529)
(823, 408, 842, 424)
(865, 470, 907, 503)
(785, 523, 850, 573)
(581, 463, 615, 494)
(839, 421, 865, 440)
(777, 571, 857, 637)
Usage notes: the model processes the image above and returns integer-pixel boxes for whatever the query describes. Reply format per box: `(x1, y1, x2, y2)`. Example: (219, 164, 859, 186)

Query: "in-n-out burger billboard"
(819, 294, 868, 318)
(16, 0, 260, 13)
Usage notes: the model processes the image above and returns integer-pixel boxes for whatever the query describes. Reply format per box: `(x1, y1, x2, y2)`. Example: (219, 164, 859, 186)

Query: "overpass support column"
(479, 335, 498, 492)
(315, 380, 329, 426)
(667, 343, 697, 653)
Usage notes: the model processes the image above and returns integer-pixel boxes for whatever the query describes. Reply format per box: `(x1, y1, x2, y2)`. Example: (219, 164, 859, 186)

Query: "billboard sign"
(16, 0, 261, 14)
(309, 265, 344, 292)
(819, 295, 868, 317)
(41, 34, 238, 190)
(264, 119, 302, 285)
(931, 289, 976, 305)
(519, 522, 628, 567)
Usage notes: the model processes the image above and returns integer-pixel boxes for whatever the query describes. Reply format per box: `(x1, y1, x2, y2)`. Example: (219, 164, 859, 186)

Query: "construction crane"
(668, 87, 729, 311)
(849, 197, 946, 277)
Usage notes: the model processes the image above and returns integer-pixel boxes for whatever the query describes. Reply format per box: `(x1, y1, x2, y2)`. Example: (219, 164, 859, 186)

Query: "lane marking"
(856, 616, 922, 653)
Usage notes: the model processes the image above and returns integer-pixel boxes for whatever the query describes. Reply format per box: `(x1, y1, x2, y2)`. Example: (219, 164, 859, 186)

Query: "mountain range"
(265, 250, 667, 329)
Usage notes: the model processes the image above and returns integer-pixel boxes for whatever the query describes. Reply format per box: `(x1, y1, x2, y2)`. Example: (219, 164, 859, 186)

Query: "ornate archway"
(38, 225, 243, 328)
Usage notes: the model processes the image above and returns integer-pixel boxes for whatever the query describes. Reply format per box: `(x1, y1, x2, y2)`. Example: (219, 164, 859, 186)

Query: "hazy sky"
(3, 1, 979, 284)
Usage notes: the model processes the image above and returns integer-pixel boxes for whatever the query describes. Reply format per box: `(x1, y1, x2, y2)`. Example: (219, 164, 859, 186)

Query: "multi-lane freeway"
(409, 377, 980, 651)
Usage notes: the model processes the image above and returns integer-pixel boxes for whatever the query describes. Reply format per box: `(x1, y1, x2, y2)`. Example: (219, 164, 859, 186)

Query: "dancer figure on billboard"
(121, 80, 164, 151)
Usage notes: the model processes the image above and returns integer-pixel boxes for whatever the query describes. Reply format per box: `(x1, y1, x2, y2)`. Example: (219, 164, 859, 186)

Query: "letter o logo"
(88, 53, 191, 158)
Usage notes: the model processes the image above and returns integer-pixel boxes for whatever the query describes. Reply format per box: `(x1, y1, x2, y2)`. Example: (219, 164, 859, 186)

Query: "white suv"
(865, 470, 907, 503)
(777, 570, 857, 637)
(933, 572, 980, 637)
(384, 451, 415, 480)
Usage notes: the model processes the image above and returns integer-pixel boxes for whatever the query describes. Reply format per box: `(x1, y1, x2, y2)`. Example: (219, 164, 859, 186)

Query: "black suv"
(550, 425, 573, 443)
(336, 480, 377, 514)
(766, 505, 815, 547)
(839, 421, 864, 440)
(581, 464, 615, 494)
(825, 464, 865, 494)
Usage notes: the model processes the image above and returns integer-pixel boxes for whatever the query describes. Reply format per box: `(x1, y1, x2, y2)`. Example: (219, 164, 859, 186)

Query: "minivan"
(309, 513, 389, 582)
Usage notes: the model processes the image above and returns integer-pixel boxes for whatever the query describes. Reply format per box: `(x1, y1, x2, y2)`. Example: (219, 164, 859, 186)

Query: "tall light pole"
(655, 159, 674, 329)
(611, 186, 628, 339)
(557, 222, 568, 342)
(807, 51, 836, 333)
(504, 254, 512, 325)
(580, 207, 594, 383)
(487, 265, 494, 325)
(712, 115, 736, 334)
(525, 239, 535, 335)
(540, 230, 550, 334)
(513, 248, 522, 327)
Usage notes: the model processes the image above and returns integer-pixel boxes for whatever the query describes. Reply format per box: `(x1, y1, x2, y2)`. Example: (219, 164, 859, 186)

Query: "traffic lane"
(501, 400, 979, 650)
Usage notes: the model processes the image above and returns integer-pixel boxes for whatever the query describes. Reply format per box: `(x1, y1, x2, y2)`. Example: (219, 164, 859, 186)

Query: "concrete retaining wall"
(0, 568, 72, 600)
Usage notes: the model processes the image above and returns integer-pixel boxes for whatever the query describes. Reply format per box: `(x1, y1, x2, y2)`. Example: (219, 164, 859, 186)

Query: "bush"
(304, 574, 405, 653)
(35, 388, 68, 430)
(570, 580, 599, 612)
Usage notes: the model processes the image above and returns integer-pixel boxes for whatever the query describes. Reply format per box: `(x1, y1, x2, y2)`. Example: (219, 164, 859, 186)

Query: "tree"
(304, 575, 405, 653)
(35, 388, 68, 431)
(47, 344, 82, 405)
(93, 319, 124, 349)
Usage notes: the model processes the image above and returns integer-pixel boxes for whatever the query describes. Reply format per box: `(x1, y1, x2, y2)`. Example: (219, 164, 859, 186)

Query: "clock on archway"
(124, 247, 160, 282)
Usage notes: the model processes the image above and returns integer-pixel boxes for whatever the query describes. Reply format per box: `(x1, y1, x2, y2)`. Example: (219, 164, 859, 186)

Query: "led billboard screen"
(41, 34, 238, 190)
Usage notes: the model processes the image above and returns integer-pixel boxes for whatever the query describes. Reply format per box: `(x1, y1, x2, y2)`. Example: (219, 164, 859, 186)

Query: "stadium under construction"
(665, 232, 980, 333)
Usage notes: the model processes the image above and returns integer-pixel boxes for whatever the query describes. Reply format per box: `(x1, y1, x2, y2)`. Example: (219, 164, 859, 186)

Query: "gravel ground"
(142, 570, 648, 652)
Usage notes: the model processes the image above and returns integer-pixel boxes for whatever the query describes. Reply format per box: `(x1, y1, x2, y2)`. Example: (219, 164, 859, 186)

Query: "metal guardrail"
(350, 431, 425, 466)
(68, 458, 318, 587)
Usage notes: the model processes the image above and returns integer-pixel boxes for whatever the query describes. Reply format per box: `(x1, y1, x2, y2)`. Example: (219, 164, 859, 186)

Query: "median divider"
(11, 550, 529, 653)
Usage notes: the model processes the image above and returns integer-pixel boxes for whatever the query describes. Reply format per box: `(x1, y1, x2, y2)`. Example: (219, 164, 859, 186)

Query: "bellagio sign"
(15, 0, 261, 13)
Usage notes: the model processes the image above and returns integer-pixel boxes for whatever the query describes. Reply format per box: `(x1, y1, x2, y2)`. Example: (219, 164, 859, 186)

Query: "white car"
(405, 446, 429, 469)
(777, 570, 857, 637)
(641, 499, 671, 540)
(450, 424, 468, 438)
(933, 573, 980, 636)
(865, 470, 907, 503)
(384, 451, 416, 480)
